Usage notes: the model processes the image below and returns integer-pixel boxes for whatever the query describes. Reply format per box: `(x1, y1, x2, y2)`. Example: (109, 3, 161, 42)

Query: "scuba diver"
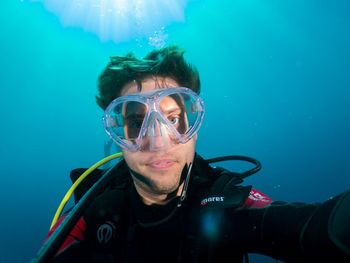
(33, 45, 350, 263)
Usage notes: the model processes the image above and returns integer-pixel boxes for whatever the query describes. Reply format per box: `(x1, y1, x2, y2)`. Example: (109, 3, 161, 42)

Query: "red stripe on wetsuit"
(45, 215, 86, 255)
(243, 188, 273, 208)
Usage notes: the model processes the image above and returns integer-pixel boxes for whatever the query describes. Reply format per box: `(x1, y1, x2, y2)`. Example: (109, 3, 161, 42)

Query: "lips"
(148, 159, 176, 169)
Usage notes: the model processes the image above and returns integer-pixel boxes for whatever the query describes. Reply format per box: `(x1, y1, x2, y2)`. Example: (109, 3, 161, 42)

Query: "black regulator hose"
(206, 155, 262, 179)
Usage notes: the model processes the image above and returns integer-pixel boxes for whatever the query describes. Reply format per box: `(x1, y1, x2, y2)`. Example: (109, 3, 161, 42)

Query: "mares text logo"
(201, 196, 225, 206)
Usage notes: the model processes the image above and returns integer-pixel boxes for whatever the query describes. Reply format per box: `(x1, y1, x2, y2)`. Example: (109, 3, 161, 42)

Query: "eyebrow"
(162, 106, 182, 115)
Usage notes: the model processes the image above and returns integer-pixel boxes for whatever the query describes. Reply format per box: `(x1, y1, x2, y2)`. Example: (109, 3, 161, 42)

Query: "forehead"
(120, 77, 180, 96)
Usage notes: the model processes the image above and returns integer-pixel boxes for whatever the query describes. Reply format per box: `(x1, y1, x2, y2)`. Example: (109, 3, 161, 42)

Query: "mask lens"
(159, 91, 202, 136)
(124, 101, 147, 139)
(105, 100, 147, 142)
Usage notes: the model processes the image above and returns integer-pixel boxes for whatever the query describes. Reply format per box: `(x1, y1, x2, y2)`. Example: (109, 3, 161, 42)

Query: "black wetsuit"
(49, 154, 350, 263)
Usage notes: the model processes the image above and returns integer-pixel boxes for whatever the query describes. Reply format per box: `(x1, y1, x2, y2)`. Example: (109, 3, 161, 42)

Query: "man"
(43, 45, 350, 262)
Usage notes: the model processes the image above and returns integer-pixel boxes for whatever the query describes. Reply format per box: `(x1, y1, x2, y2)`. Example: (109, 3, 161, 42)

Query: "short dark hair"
(96, 45, 200, 110)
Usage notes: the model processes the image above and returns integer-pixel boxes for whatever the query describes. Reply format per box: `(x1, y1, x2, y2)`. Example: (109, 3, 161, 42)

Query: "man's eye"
(168, 116, 179, 125)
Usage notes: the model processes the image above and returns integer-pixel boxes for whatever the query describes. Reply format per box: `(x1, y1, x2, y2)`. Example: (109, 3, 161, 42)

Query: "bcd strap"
(84, 187, 130, 262)
(70, 168, 105, 204)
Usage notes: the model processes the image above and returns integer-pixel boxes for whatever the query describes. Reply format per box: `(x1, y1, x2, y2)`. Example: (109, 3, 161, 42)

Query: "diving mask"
(103, 87, 205, 152)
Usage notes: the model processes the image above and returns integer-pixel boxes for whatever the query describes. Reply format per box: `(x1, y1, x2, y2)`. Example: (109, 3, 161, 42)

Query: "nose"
(147, 134, 167, 151)
(141, 113, 172, 152)
(147, 118, 163, 137)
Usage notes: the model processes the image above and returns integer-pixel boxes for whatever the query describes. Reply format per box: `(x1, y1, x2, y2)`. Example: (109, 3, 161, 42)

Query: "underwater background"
(1, 0, 349, 262)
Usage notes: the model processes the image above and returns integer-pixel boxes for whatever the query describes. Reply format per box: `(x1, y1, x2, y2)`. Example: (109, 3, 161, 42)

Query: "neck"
(133, 181, 184, 205)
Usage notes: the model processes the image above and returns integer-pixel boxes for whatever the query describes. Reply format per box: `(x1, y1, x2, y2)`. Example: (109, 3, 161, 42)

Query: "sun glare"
(33, 0, 188, 46)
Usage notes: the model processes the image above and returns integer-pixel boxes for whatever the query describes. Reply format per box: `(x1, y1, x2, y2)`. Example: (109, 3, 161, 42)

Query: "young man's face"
(120, 77, 196, 204)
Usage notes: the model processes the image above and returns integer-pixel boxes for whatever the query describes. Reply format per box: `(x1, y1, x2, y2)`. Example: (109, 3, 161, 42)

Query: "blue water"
(1, 1, 349, 262)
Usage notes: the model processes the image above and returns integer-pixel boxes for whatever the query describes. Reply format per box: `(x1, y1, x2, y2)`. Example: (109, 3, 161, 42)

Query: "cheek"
(181, 138, 196, 163)
(122, 150, 139, 170)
